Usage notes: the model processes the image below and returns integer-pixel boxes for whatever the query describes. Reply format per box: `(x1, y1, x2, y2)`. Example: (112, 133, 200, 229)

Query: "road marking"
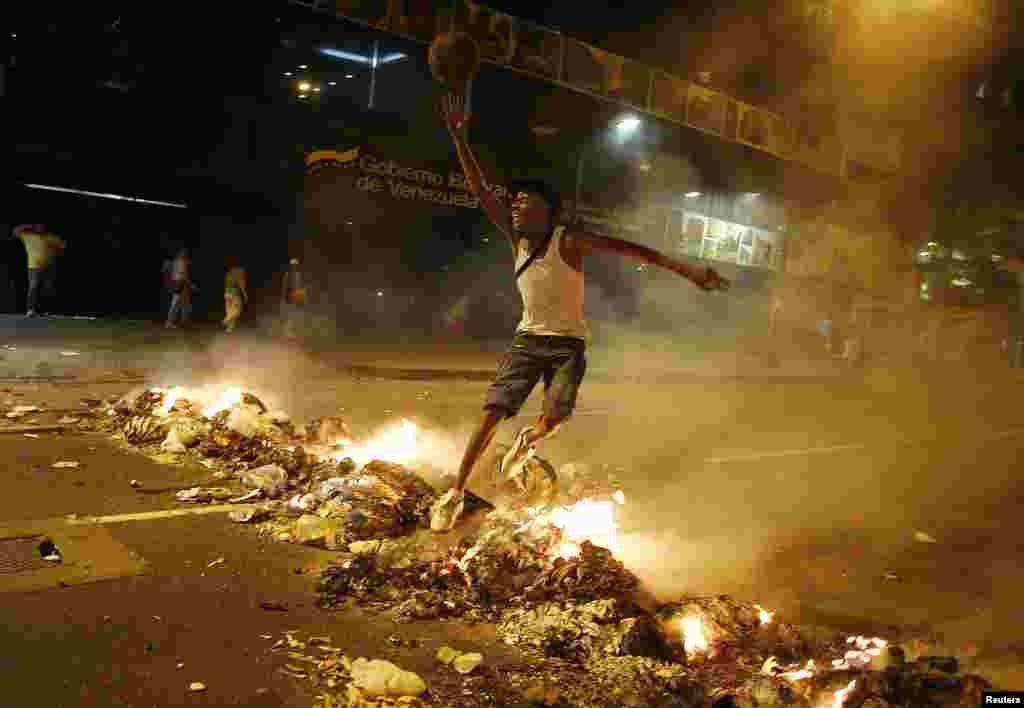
(705, 443, 867, 464)
(64, 504, 260, 526)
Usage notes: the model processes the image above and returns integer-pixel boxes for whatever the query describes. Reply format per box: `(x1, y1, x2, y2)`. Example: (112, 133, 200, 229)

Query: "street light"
(615, 116, 641, 135)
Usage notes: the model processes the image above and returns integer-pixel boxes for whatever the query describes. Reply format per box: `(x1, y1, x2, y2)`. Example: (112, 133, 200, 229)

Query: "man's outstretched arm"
(568, 231, 730, 291)
(441, 93, 516, 254)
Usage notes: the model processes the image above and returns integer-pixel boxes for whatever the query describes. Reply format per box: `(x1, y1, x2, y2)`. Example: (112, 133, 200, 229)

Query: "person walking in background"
(222, 260, 248, 333)
(281, 257, 306, 339)
(14, 224, 66, 317)
(165, 248, 194, 329)
(160, 254, 176, 319)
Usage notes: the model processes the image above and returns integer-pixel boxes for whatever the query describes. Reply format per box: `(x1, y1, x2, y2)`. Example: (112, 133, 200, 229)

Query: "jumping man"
(430, 93, 730, 531)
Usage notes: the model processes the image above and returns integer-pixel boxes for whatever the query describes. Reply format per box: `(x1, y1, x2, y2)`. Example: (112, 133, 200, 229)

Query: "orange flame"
(831, 679, 856, 707)
(332, 419, 419, 466)
(202, 387, 243, 417)
(680, 614, 709, 655)
(547, 498, 621, 559)
(754, 604, 774, 624)
(780, 659, 816, 682)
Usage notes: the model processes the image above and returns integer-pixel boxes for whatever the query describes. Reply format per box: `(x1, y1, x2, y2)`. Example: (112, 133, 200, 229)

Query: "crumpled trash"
(286, 492, 320, 514)
(228, 507, 272, 523)
(349, 658, 426, 697)
(306, 415, 352, 445)
(436, 646, 460, 665)
(293, 514, 342, 548)
(176, 487, 234, 503)
(498, 598, 673, 664)
(452, 652, 484, 674)
(314, 477, 354, 503)
(52, 461, 81, 469)
(348, 540, 382, 555)
(188, 682, 207, 692)
(227, 404, 272, 438)
(123, 415, 169, 444)
(10, 405, 41, 414)
(160, 428, 188, 453)
(228, 489, 263, 504)
(315, 461, 437, 541)
(241, 464, 288, 498)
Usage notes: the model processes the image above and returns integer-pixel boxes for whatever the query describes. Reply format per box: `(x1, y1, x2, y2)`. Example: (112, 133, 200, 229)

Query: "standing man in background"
(281, 258, 306, 339)
(165, 248, 194, 329)
(160, 252, 176, 320)
(14, 224, 65, 317)
(222, 260, 248, 333)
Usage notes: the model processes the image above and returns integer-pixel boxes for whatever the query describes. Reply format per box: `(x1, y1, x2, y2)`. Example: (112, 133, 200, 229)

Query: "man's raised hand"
(441, 92, 470, 138)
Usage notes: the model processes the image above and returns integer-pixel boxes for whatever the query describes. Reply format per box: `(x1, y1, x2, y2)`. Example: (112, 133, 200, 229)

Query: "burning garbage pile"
(84, 386, 997, 707)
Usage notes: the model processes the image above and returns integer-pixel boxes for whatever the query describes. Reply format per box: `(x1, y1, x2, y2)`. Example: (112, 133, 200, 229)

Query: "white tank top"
(515, 226, 590, 341)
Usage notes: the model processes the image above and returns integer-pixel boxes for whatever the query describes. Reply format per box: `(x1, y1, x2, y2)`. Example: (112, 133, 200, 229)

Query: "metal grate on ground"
(0, 536, 60, 575)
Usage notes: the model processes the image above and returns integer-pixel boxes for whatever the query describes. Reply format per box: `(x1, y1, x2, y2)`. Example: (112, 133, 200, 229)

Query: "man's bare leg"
(453, 408, 505, 491)
(431, 408, 504, 531)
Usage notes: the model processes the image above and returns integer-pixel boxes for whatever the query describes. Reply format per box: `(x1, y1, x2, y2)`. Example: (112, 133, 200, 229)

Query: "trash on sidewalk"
(241, 464, 288, 499)
(452, 652, 484, 674)
(229, 507, 272, 524)
(38, 538, 62, 563)
(350, 658, 427, 697)
(435, 646, 460, 665)
(913, 531, 938, 544)
(207, 557, 226, 568)
(188, 682, 207, 692)
(52, 461, 80, 469)
(176, 487, 234, 503)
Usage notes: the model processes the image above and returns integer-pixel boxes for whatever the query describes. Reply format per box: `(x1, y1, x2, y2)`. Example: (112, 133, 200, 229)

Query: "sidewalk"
(0, 314, 856, 383)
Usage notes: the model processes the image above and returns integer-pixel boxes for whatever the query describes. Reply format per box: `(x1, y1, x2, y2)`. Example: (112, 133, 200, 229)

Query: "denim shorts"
(484, 333, 587, 420)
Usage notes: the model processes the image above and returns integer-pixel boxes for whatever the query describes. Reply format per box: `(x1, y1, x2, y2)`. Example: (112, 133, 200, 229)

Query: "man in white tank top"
(431, 92, 730, 531)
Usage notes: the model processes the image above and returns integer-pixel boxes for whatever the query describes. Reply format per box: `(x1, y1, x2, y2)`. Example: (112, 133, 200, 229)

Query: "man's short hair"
(509, 178, 562, 215)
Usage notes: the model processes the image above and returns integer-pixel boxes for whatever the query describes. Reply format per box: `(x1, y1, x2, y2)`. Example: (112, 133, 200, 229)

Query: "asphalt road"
(2, 331, 1024, 707)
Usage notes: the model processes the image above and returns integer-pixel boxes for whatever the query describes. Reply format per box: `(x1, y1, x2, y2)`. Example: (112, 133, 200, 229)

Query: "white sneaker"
(430, 489, 465, 532)
(501, 426, 536, 492)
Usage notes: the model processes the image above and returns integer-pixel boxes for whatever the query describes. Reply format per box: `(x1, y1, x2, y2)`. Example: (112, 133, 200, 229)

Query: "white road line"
(64, 504, 260, 526)
(704, 443, 867, 464)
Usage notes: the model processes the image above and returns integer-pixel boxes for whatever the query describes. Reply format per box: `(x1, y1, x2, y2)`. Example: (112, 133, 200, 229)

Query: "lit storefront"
(666, 192, 786, 272)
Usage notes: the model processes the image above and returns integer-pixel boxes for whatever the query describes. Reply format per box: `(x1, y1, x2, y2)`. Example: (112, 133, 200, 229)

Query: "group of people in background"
(158, 249, 303, 337)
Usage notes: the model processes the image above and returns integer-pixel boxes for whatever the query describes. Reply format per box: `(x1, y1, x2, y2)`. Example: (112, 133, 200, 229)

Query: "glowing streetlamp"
(615, 115, 641, 135)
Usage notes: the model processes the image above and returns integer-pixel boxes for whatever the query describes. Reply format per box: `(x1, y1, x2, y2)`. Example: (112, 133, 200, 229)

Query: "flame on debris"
(780, 659, 816, 682)
(153, 387, 185, 417)
(333, 419, 419, 466)
(754, 604, 774, 624)
(202, 387, 243, 418)
(832, 635, 887, 669)
(680, 614, 709, 656)
(547, 498, 621, 559)
(831, 679, 857, 707)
